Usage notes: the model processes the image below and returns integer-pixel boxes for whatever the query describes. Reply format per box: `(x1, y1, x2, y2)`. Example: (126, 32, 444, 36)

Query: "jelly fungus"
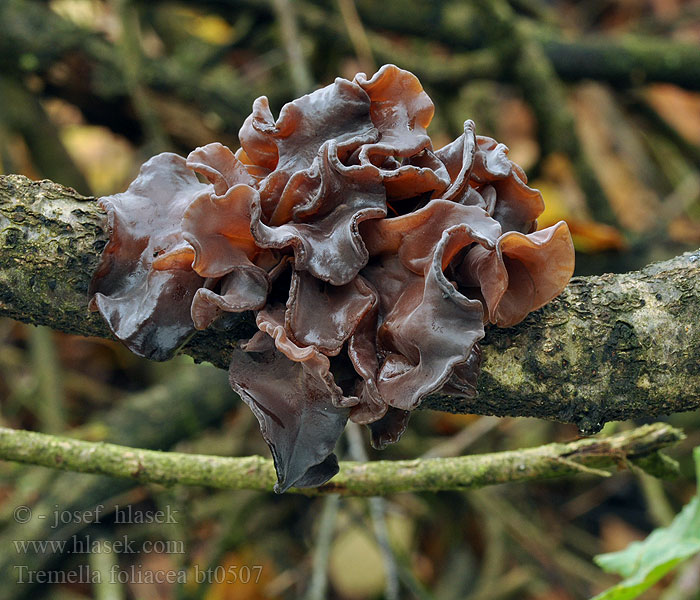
(90, 65, 575, 492)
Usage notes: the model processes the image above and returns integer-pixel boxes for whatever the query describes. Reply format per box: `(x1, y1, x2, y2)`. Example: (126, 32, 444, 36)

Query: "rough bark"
(1, 174, 699, 431)
(0, 423, 684, 496)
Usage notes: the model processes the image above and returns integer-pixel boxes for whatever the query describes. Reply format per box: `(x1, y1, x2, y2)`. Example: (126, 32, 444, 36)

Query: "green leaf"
(590, 447, 700, 600)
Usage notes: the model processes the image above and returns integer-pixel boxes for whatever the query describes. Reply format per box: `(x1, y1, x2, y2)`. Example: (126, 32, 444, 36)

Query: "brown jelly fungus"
(90, 65, 575, 492)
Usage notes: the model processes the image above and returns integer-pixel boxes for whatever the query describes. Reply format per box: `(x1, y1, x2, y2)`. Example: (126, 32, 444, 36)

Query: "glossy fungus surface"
(90, 65, 575, 492)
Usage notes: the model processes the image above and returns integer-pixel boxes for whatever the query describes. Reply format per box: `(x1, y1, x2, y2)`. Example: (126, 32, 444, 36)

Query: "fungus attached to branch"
(90, 64, 575, 492)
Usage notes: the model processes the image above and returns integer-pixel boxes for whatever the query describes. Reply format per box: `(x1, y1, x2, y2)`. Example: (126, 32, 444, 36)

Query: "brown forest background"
(1, 0, 700, 599)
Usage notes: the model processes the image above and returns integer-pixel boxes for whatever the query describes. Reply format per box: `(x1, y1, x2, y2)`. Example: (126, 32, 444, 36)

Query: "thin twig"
(552, 456, 612, 478)
(421, 416, 501, 459)
(472, 0, 616, 225)
(91, 536, 126, 600)
(305, 495, 340, 600)
(337, 0, 375, 73)
(0, 423, 683, 496)
(468, 489, 616, 588)
(638, 470, 675, 528)
(28, 325, 66, 433)
(347, 423, 400, 600)
(111, 0, 170, 152)
(271, 0, 313, 95)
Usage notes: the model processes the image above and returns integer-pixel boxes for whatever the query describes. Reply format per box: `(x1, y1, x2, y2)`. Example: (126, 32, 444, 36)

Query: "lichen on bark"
(0, 175, 108, 338)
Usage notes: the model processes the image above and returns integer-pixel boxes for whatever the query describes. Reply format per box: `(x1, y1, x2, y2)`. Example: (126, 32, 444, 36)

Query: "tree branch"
(0, 423, 684, 495)
(1, 174, 699, 431)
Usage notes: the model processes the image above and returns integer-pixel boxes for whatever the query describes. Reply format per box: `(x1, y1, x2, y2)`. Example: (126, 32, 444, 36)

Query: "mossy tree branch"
(1, 174, 700, 432)
(0, 423, 684, 495)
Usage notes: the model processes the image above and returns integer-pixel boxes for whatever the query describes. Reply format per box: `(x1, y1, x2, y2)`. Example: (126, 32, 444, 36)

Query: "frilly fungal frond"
(90, 64, 575, 492)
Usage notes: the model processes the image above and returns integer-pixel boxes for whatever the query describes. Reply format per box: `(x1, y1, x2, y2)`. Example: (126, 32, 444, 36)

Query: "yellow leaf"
(174, 8, 236, 46)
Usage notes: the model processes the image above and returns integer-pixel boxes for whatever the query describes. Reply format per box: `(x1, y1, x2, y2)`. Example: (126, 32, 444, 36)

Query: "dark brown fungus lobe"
(237, 98, 279, 174)
(368, 226, 487, 412)
(238, 79, 378, 223)
(471, 136, 545, 234)
(232, 313, 349, 493)
(361, 199, 501, 274)
(286, 270, 377, 356)
(435, 120, 480, 205)
(354, 65, 450, 201)
(354, 64, 433, 161)
(90, 64, 576, 491)
(440, 343, 483, 400)
(250, 141, 386, 286)
(186, 142, 255, 194)
(368, 408, 412, 451)
(233, 307, 353, 492)
(89, 153, 207, 360)
(346, 295, 386, 425)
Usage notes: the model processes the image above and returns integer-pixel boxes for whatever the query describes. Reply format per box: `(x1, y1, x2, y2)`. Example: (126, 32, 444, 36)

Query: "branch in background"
(541, 33, 700, 91)
(0, 1, 254, 150)
(271, 0, 313, 95)
(336, 0, 376, 74)
(111, 0, 171, 153)
(471, 0, 616, 225)
(5, 1, 700, 144)
(0, 76, 91, 194)
(27, 325, 66, 433)
(0, 423, 684, 496)
(347, 0, 700, 90)
(1, 174, 699, 431)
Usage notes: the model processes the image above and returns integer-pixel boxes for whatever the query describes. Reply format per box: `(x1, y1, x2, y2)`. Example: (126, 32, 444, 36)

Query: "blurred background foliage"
(1, 0, 700, 598)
